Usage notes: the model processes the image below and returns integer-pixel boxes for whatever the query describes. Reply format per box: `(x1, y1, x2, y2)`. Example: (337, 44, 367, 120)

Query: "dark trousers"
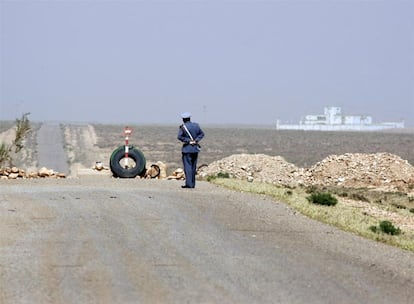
(182, 152, 198, 188)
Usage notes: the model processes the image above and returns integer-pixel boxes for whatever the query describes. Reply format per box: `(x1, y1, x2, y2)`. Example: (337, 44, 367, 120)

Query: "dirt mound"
(304, 152, 414, 192)
(198, 153, 303, 187)
(199, 152, 414, 192)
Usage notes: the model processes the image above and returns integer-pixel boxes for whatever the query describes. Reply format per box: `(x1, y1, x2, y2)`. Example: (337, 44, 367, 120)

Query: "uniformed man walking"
(177, 112, 205, 188)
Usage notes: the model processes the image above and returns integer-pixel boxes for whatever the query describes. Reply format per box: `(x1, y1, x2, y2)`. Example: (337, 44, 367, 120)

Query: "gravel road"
(36, 123, 69, 175)
(0, 177, 413, 304)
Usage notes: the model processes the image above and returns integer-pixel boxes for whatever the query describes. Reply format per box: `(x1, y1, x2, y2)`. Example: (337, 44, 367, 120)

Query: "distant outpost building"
(276, 106, 404, 131)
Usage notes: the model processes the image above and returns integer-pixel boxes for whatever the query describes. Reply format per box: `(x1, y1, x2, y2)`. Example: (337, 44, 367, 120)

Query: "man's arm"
(195, 125, 205, 142)
(177, 125, 190, 144)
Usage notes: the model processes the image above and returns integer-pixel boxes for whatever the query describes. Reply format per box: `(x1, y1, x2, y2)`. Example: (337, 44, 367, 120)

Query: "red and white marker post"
(124, 126, 132, 168)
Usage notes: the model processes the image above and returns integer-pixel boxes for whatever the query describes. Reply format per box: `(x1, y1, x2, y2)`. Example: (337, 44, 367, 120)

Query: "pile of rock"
(198, 152, 414, 192)
(303, 153, 414, 191)
(167, 168, 185, 180)
(0, 167, 66, 179)
(198, 154, 303, 187)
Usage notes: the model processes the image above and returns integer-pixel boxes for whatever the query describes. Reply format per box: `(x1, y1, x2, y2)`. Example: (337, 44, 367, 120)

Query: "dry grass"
(212, 178, 414, 251)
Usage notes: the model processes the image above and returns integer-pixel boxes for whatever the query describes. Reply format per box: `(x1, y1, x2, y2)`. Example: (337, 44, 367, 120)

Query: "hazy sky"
(1, 0, 413, 126)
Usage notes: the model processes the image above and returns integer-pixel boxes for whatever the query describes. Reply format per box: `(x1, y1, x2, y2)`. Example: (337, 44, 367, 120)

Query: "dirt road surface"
(0, 177, 413, 304)
(36, 123, 69, 175)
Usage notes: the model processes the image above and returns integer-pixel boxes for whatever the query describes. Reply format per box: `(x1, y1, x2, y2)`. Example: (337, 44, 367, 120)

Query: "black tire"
(110, 145, 146, 178)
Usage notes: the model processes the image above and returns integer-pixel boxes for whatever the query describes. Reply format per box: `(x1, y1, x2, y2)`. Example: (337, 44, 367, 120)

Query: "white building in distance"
(276, 106, 404, 131)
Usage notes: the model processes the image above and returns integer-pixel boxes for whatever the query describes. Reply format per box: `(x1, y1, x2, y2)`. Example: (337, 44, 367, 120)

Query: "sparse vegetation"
(305, 185, 319, 194)
(370, 221, 401, 236)
(349, 192, 370, 202)
(217, 172, 230, 178)
(13, 113, 31, 153)
(0, 113, 31, 167)
(0, 142, 11, 166)
(307, 192, 338, 206)
(209, 178, 414, 251)
(206, 171, 230, 181)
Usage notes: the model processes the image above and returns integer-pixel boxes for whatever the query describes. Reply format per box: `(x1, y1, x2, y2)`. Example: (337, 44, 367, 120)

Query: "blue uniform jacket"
(177, 121, 205, 153)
